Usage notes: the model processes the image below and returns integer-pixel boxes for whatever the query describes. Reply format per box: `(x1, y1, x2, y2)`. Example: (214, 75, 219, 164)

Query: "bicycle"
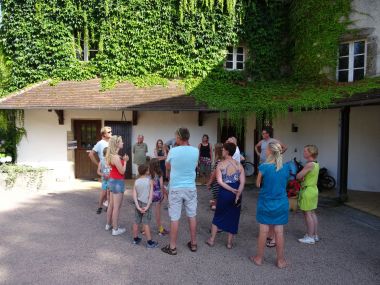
(241, 160, 255, 177)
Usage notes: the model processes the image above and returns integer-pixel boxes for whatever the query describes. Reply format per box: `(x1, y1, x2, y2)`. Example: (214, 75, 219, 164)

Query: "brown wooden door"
(105, 120, 132, 179)
(74, 120, 101, 179)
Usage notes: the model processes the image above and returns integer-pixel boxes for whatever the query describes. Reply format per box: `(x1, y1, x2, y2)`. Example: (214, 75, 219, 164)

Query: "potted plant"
(287, 179, 301, 211)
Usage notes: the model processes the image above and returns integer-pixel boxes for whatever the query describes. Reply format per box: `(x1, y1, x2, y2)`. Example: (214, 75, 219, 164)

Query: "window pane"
(227, 54, 233, 61)
(338, 57, 349, 70)
(227, 46, 233, 53)
(354, 41, 365, 54)
(237, 47, 244, 54)
(353, 69, 364, 81)
(339, 44, 349, 56)
(237, 54, 244, 62)
(354, 55, 364, 68)
(226, 62, 233, 69)
(338, 70, 348, 82)
(236, 62, 244, 70)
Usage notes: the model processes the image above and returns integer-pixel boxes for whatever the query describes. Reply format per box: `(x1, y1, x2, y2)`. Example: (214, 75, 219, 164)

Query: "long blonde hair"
(106, 135, 123, 165)
(266, 142, 283, 171)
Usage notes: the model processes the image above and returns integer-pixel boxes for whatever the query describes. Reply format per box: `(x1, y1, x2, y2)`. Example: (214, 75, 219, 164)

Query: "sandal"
(205, 239, 214, 247)
(96, 207, 102, 214)
(266, 238, 276, 248)
(187, 241, 197, 252)
(161, 245, 177, 255)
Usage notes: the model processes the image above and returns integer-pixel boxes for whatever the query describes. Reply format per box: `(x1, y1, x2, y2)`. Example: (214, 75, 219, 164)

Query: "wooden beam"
(54, 110, 64, 125)
(198, 111, 204, 126)
(132, 111, 138, 126)
(337, 106, 350, 202)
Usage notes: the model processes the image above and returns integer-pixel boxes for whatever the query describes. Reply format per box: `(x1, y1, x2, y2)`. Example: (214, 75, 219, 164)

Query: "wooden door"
(218, 119, 245, 154)
(74, 120, 101, 179)
(105, 120, 132, 179)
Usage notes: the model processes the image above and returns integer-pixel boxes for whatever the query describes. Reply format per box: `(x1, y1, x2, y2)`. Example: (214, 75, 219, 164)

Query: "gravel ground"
(0, 182, 379, 285)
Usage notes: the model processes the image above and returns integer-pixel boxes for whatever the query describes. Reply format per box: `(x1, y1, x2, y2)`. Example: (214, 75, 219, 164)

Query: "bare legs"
(251, 224, 287, 268)
(111, 193, 124, 229)
(133, 223, 152, 241)
(98, 190, 107, 209)
(169, 216, 197, 249)
(303, 210, 318, 236)
(207, 224, 234, 248)
(106, 193, 113, 225)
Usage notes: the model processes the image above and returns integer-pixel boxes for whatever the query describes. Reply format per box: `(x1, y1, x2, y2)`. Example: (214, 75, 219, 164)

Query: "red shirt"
(110, 158, 125, 179)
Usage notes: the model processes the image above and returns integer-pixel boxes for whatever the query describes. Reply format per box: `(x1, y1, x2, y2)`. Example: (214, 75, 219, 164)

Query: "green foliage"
(0, 0, 379, 129)
(290, 0, 352, 81)
(0, 164, 47, 190)
(0, 110, 26, 161)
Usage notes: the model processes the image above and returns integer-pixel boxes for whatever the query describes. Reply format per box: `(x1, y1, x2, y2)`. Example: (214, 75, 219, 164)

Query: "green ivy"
(0, 164, 47, 190)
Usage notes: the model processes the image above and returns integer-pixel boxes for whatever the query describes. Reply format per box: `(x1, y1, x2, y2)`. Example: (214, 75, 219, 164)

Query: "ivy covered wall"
(0, 0, 379, 120)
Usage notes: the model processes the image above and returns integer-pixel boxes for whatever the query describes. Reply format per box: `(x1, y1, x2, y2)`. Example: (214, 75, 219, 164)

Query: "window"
(225, 46, 245, 70)
(337, 40, 366, 82)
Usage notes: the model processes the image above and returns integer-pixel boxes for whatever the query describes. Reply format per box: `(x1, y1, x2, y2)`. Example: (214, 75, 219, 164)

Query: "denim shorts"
(134, 201, 152, 224)
(108, 178, 125, 194)
(168, 188, 197, 221)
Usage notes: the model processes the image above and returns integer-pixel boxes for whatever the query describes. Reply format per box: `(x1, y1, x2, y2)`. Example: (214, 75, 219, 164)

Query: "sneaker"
(147, 241, 159, 248)
(133, 237, 142, 245)
(298, 235, 315, 244)
(103, 200, 109, 207)
(96, 207, 102, 214)
(105, 224, 112, 231)
(314, 235, 320, 242)
(112, 227, 126, 236)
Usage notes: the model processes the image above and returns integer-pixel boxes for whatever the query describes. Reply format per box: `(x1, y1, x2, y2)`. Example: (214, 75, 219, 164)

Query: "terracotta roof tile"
(0, 79, 210, 111)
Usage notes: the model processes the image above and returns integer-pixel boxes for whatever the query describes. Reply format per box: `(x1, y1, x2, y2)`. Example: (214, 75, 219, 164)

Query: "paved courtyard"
(0, 182, 379, 285)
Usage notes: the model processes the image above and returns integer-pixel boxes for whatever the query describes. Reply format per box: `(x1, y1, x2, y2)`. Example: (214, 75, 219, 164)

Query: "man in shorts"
(161, 128, 199, 255)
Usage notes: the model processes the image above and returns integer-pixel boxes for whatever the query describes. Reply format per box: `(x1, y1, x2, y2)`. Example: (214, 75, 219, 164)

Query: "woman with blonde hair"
(105, 136, 129, 236)
(206, 143, 224, 210)
(250, 142, 291, 269)
(296, 145, 320, 244)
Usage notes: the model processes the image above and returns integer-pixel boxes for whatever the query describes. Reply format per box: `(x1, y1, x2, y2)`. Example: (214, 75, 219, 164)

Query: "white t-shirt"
(92, 139, 109, 162)
(135, 177, 151, 204)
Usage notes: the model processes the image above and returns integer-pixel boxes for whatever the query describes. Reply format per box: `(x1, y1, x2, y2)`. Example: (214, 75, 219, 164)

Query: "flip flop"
(249, 256, 262, 266)
(187, 241, 197, 252)
(205, 239, 214, 247)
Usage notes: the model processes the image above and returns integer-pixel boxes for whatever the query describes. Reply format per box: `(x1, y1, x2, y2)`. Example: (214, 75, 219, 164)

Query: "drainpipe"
(337, 106, 350, 202)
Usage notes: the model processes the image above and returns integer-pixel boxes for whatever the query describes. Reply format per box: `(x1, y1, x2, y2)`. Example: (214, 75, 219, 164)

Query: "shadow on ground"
(0, 185, 379, 284)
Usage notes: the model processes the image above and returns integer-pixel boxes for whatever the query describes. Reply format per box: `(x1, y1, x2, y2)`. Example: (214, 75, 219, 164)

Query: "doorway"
(73, 120, 101, 179)
(105, 121, 132, 179)
(218, 119, 245, 154)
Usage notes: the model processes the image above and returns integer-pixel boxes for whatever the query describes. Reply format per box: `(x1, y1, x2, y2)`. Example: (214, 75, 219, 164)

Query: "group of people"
(89, 126, 321, 269)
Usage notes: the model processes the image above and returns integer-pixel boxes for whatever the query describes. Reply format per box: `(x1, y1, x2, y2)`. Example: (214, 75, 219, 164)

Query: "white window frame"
(337, 40, 367, 82)
(225, 46, 245, 71)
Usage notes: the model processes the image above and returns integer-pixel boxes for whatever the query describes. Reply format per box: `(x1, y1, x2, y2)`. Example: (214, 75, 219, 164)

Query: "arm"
(235, 164, 245, 201)
(256, 171, 262, 188)
(254, 140, 262, 157)
(159, 176, 165, 195)
(133, 185, 142, 212)
(206, 169, 216, 190)
(209, 145, 213, 163)
(296, 162, 314, 180)
(112, 155, 127, 175)
(97, 162, 102, 177)
(154, 149, 158, 158)
(89, 150, 99, 166)
(216, 165, 238, 195)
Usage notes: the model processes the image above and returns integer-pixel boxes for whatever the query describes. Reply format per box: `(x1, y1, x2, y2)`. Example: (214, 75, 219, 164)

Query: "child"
(206, 143, 223, 210)
(296, 145, 320, 244)
(149, 158, 169, 236)
(251, 142, 290, 269)
(132, 164, 159, 248)
(96, 147, 111, 214)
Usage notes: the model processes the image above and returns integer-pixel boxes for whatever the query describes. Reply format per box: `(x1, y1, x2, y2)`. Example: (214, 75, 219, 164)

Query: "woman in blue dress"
(206, 142, 245, 249)
(250, 142, 290, 269)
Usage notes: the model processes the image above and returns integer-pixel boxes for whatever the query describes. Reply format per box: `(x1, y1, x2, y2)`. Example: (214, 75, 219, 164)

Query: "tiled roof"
(0, 79, 210, 111)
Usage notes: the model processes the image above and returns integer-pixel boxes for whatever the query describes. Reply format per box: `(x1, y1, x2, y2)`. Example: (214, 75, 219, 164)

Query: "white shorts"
(168, 188, 197, 221)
